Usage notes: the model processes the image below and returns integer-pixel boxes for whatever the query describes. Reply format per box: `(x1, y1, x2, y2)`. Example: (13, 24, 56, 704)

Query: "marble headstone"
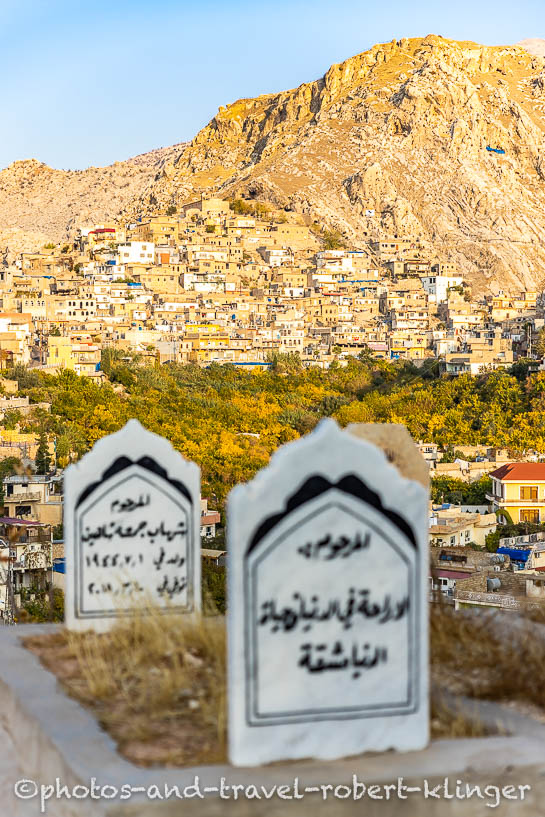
(346, 423, 429, 488)
(227, 419, 429, 766)
(65, 420, 200, 632)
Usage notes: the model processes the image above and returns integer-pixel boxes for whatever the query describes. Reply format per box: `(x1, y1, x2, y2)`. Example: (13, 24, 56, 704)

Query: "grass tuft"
(26, 601, 545, 767)
(431, 604, 545, 712)
(25, 606, 226, 767)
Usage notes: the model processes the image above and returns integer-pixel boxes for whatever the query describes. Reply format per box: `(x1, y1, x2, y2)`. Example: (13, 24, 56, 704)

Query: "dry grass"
(431, 603, 545, 711)
(24, 607, 226, 767)
(518, 602, 545, 626)
(25, 601, 544, 767)
(430, 692, 492, 739)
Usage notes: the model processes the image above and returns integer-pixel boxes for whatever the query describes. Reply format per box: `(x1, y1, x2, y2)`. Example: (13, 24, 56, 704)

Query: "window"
(520, 509, 540, 524)
(520, 486, 538, 501)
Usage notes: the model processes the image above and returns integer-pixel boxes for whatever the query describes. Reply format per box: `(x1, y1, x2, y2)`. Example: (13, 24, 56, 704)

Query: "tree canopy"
(4, 359, 545, 512)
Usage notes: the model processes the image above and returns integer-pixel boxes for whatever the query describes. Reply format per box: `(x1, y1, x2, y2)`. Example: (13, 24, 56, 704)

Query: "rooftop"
(489, 463, 545, 481)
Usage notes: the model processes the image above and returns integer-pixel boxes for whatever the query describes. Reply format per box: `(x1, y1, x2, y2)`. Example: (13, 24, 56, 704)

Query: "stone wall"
(456, 571, 526, 595)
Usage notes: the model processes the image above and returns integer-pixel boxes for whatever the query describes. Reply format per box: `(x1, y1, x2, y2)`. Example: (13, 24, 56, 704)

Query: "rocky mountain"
(4, 36, 545, 291)
(0, 144, 185, 256)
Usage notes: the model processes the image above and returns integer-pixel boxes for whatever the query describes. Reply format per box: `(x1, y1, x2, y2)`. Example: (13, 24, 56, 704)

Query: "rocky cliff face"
(4, 36, 545, 291)
(134, 36, 545, 292)
(0, 145, 185, 249)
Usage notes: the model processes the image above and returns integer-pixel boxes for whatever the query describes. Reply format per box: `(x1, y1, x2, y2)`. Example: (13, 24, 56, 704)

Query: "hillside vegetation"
(5, 356, 545, 509)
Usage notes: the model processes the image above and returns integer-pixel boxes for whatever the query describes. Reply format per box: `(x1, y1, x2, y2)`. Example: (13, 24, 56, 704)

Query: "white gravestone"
(228, 419, 428, 766)
(65, 420, 201, 632)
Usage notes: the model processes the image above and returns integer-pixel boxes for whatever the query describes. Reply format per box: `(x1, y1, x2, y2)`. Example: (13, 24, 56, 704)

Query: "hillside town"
(1, 195, 545, 622)
(7, 12, 545, 794)
(0, 195, 543, 375)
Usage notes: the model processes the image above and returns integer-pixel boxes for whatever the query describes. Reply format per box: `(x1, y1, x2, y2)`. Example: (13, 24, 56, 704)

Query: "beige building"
(3, 474, 62, 526)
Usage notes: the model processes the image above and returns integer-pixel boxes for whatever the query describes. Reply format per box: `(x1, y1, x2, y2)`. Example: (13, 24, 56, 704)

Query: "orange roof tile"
(489, 463, 545, 481)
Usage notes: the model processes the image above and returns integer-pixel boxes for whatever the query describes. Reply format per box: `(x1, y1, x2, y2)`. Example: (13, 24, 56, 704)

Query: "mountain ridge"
(3, 36, 545, 291)
(0, 145, 186, 261)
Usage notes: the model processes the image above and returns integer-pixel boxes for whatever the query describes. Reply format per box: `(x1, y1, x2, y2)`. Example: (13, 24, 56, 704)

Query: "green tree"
(229, 198, 253, 216)
(322, 228, 347, 250)
(3, 409, 22, 430)
(9, 353, 545, 520)
(318, 394, 349, 416)
(8, 364, 41, 389)
(21, 588, 64, 622)
(35, 429, 52, 474)
(431, 476, 491, 505)
(0, 456, 21, 509)
(253, 202, 269, 218)
(202, 559, 226, 614)
(535, 327, 545, 359)
(439, 446, 456, 463)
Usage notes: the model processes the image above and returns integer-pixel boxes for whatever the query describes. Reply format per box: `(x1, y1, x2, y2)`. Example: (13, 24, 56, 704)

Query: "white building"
(117, 242, 155, 265)
(422, 275, 463, 304)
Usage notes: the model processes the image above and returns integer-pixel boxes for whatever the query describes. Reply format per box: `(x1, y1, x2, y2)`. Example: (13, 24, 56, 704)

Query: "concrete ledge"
(2, 624, 545, 816)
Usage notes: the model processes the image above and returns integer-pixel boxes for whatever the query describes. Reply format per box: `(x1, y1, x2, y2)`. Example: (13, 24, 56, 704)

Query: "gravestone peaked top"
(65, 420, 201, 632)
(228, 419, 429, 767)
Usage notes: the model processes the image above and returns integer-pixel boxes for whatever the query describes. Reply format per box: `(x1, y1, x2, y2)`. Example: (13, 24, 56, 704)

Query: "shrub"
(322, 228, 347, 250)
(202, 559, 226, 614)
(21, 588, 64, 622)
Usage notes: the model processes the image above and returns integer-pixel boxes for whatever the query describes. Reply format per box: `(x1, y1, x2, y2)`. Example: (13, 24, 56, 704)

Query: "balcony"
(486, 494, 545, 506)
(5, 492, 42, 503)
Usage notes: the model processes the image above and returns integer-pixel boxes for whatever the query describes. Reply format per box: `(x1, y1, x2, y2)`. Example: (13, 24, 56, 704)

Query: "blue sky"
(1, 0, 543, 169)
